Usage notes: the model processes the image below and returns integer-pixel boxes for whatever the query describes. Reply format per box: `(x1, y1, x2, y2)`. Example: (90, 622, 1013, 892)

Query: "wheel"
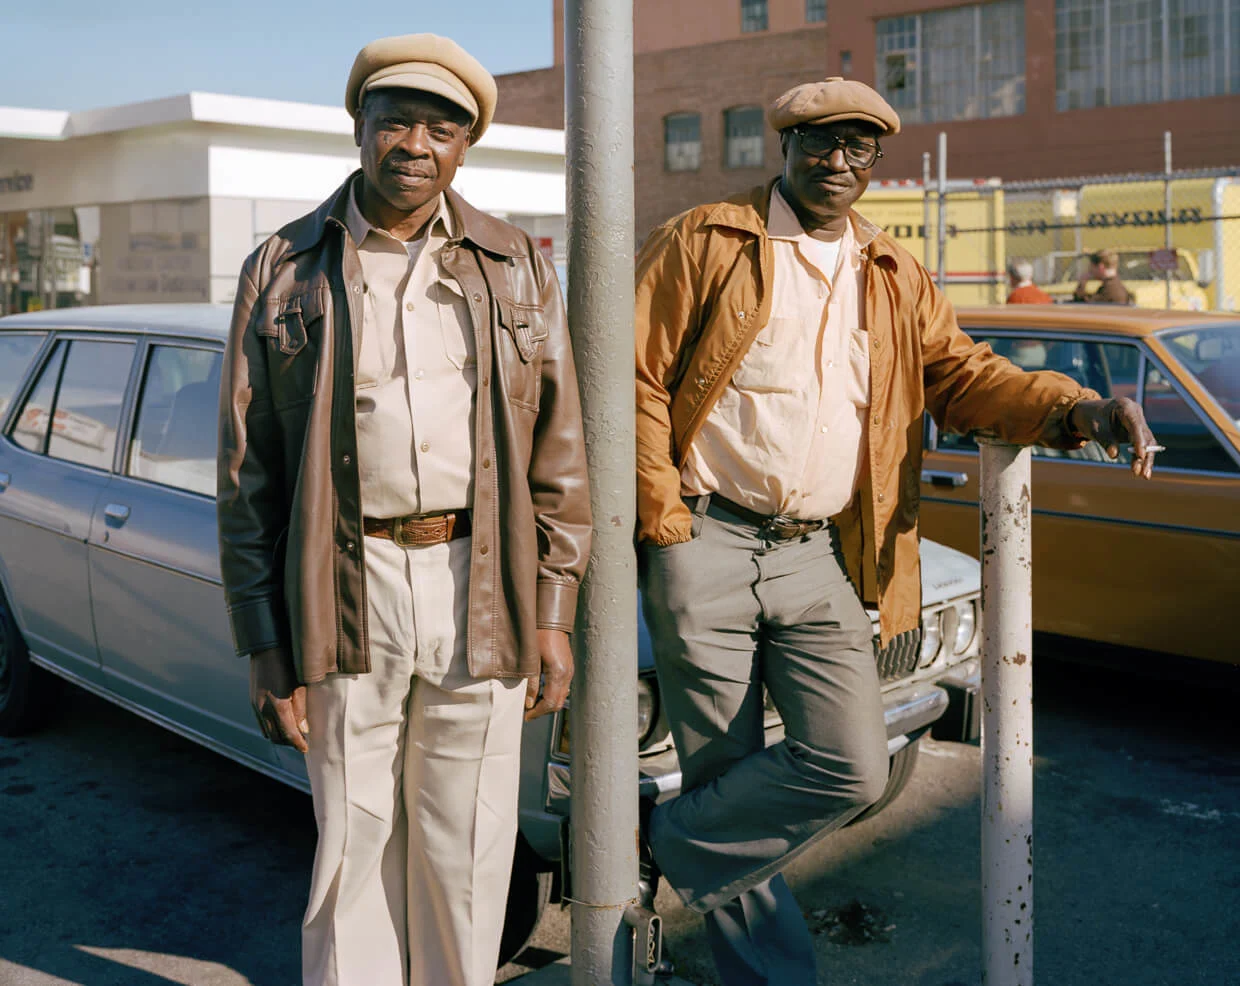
(0, 586, 59, 737)
(850, 737, 921, 825)
(497, 833, 554, 968)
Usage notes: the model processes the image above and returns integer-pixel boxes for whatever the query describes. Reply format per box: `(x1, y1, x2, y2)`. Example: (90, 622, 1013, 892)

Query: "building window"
(1055, 0, 1240, 110)
(724, 107, 765, 169)
(664, 113, 702, 172)
(742, 0, 768, 33)
(807, 0, 827, 23)
(841, 49, 853, 75)
(875, 0, 1026, 124)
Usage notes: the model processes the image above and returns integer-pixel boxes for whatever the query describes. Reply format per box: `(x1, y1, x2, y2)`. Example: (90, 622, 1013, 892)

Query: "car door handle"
(0, 471, 9, 492)
(920, 470, 969, 489)
(103, 503, 131, 525)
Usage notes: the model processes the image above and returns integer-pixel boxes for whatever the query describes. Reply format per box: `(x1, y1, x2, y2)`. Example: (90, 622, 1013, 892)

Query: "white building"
(0, 93, 567, 315)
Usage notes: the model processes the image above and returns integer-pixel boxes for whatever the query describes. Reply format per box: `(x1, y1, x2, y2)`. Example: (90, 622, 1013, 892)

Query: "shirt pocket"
(256, 288, 326, 407)
(732, 316, 806, 395)
(847, 326, 871, 409)
(495, 296, 548, 411)
(434, 279, 476, 373)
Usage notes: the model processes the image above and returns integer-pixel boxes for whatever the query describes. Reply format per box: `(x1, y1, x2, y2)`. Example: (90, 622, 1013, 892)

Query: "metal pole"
(565, 2, 640, 985)
(1164, 131, 1173, 309)
(936, 131, 948, 291)
(922, 151, 933, 272)
(978, 438, 1034, 986)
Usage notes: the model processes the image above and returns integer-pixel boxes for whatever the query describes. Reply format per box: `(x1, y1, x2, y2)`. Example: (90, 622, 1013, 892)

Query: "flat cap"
(345, 33, 498, 144)
(768, 77, 901, 137)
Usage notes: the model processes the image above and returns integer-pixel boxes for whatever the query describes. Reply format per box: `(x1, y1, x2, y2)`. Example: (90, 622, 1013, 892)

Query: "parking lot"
(1, 649, 1237, 986)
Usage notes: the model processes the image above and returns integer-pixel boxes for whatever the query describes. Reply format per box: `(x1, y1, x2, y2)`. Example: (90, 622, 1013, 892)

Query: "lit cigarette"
(1129, 444, 1166, 453)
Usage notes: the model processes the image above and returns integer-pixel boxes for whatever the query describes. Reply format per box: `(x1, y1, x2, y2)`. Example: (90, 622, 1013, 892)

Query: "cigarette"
(1128, 444, 1166, 453)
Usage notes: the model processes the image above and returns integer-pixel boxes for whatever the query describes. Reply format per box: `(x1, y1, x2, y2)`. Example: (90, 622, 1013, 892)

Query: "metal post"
(565, 2, 640, 984)
(1164, 131, 1173, 309)
(978, 438, 1034, 986)
(936, 132, 948, 291)
(922, 151, 933, 272)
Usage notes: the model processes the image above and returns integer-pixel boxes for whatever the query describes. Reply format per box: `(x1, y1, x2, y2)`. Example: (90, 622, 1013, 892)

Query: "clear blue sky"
(1, 1, 554, 111)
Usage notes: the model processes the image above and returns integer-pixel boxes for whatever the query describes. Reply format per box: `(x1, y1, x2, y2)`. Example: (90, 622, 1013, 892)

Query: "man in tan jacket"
(635, 78, 1158, 986)
(217, 34, 590, 986)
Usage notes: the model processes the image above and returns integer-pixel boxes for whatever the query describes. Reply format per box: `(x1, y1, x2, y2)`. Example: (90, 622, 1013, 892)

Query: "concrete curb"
(508, 957, 698, 985)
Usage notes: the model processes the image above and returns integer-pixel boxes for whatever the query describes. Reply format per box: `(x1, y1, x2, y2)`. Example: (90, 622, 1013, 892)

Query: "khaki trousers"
(302, 534, 526, 986)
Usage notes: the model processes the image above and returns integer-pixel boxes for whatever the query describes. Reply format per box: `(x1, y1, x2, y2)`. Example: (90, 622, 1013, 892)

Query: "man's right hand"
(250, 647, 309, 753)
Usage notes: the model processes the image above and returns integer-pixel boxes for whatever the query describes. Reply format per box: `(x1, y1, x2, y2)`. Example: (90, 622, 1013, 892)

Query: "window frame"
(0, 332, 50, 432)
(723, 105, 766, 170)
(4, 331, 143, 476)
(663, 111, 703, 173)
(923, 328, 1240, 477)
(806, 0, 827, 23)
(741, 0, 769, 33)
(121, 337, 225, 501)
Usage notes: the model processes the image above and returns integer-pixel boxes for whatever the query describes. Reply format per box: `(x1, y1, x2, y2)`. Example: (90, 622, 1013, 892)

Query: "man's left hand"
(1068, 397, 1160, 479)
(526, 628, 573, 721)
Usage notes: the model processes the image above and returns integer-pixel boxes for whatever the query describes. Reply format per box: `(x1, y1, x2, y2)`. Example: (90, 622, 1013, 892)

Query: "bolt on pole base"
(978, 438, 1034, 986)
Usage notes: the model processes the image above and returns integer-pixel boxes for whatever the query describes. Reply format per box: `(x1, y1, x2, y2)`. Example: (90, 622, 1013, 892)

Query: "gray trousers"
(640, 496, 889, 986)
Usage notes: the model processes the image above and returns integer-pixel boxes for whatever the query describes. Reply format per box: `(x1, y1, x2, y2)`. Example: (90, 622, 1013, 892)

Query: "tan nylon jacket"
(635, 179, 1096, 645)
(218, 174, 592, 683)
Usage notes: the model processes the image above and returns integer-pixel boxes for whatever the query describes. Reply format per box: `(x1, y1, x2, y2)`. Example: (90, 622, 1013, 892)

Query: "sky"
(1, 0, 554, 111)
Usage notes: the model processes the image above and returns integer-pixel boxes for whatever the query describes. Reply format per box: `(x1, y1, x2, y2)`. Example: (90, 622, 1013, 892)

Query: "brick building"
(497, 0, 1240, 238)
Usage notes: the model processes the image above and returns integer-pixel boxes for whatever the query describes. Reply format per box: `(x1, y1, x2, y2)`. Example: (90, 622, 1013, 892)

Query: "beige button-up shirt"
(345, 184, 477, 518)
(681, 185, 871, 520)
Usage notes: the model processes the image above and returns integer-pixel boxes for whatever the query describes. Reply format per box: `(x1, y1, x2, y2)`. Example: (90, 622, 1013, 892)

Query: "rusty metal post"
(978, 438, 1034, 986)
(564, 0, 640, 983)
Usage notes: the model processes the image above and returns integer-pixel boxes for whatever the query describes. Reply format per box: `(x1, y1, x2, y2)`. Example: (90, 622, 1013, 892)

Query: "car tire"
(497, 833, 554, 969)
(0, 586, 59, 737)
(850, 737, 921, 825)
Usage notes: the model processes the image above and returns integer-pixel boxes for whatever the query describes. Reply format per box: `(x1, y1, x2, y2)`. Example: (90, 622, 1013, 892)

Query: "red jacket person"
(217, 33, 591, 986)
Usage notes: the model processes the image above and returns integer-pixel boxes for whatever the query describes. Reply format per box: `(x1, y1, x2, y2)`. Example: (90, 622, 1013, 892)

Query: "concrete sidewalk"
(509, 957, 697, 985)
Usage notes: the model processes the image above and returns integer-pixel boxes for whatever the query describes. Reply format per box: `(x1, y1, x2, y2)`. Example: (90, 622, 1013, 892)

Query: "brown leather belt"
(688, 494, 827, 542)
(363, 510, 471, 547)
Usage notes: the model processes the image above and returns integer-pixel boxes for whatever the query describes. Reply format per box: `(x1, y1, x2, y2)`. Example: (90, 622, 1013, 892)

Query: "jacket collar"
(283, 171, 525, 259)
(702, 176, 900, 266)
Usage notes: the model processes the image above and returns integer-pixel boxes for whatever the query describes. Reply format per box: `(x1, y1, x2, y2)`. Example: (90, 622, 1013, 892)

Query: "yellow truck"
(858, 174, 1239, 312)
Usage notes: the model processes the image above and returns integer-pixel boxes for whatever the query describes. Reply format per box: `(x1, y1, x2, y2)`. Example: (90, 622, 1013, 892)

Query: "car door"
(0, 333, 137, 684)
(918, 328, 1240, 663)
(86, 339, 277, 768)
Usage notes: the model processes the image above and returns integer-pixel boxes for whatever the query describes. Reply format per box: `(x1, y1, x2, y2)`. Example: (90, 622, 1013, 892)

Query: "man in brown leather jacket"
(635, 78, 1158, 986)
(217, 34, 590, 986)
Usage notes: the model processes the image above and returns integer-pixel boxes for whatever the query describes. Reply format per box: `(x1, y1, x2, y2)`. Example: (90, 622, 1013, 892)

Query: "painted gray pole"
(564, 2, 641, 984)
(977, 438, 1034, 986)
(936, 132, 948, 291)
(922, 151, 933, 272)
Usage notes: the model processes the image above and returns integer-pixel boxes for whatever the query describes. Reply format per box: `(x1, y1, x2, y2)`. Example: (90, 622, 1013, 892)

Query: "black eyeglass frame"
(790, 128, 884, 169)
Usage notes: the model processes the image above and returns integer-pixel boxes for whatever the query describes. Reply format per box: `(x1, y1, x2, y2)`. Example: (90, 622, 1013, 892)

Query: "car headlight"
(953, 601, 977, 654)
(919, 610, 942, 667)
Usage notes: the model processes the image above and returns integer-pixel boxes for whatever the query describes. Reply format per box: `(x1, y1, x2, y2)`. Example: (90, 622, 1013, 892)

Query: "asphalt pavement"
(1, 650, 1236, 986)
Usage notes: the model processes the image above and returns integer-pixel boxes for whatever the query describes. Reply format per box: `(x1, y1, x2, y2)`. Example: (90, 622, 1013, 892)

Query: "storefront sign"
(0, 172, 34, 194)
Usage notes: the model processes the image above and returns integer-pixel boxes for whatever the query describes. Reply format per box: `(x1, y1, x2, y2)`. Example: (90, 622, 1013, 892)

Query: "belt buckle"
(761, 515, 820, 541)
(391, 516, 412, 547)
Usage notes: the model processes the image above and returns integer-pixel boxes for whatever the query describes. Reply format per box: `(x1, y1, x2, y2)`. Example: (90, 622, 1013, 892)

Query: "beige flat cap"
(768, 77, 901, 136)
(345, 33, 498, 144)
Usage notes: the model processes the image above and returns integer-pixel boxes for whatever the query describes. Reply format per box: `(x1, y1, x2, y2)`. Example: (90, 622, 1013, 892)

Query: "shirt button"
(473, 292, 483, 303)
(479, 544, 489, 556)
(482, 457, 491, 469)
(820, 424, 829, 434)
(420, 441, 430, 453)
(352, 285, 361, 295)
(414, 369, 425, 380)
(405, 301, 414, 312)
(827, 359, 834, 368)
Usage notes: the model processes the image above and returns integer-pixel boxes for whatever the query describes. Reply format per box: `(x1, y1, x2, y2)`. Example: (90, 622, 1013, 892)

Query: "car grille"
(873, 628, 922, 682)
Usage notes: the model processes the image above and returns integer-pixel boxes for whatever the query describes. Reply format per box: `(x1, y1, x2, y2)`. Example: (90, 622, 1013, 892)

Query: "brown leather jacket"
(218, 173, 591, 684)
(636, 180, 1097, 645)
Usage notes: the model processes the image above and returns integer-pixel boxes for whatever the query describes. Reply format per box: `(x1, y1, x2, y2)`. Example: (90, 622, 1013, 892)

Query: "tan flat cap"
(768, 77, 901, 136)
(345, 33, 498, 143)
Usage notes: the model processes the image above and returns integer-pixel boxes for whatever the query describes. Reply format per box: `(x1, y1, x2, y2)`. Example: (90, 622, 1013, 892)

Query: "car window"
(1142, 362, 1239, 474)
(10, 341, 67, 455)
(128, 345, 221, 497)
(936, 335, 1119, 462)
(46, 340, 136, 471)
(0, 334, 45, 420)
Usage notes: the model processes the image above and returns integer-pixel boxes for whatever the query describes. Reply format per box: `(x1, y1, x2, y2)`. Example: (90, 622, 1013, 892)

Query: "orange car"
(919, 307, 1240, 665)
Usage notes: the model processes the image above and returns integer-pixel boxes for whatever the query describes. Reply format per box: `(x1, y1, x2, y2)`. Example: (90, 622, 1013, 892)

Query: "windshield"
(1161, 324, 1240, 427)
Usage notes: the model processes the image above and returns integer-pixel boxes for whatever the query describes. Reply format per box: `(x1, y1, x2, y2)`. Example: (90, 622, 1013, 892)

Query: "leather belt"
(363, 510, 471, 547)
(691, 494, 827, 542)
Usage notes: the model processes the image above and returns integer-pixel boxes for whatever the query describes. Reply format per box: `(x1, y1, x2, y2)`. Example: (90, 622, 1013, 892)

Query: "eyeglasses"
(791, 129, 883, 169)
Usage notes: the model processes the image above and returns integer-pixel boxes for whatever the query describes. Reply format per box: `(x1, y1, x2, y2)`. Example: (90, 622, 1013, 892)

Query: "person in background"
(634, 76, 1161, 986)
(1073, 248, 1133, 304)
(1006, 258, 1053, 304)
(217, 33, 591, 986)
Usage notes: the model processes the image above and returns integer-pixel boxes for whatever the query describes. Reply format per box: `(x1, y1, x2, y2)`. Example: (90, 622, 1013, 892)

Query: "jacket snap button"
(482, 457, 491, 469)
(473, 292, 483, 302)
(342, 454, 351, 465)
(737, 311, 746, 319)
(345, 540, 356, 552)
(482, 375, 490, 387)
(876, 493, 885, 504)
(479, 544, 489, 556)
(352, 285, 361, 295)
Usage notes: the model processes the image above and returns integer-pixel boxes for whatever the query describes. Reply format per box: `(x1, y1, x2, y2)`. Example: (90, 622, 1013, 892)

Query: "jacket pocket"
(495, 296, 547, 411)
(257, 288, 327, 407)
